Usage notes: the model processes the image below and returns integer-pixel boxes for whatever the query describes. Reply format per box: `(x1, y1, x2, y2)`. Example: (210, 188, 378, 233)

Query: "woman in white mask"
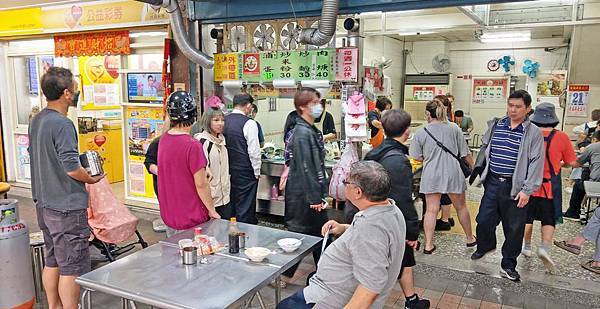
(281, 87, 329, 283)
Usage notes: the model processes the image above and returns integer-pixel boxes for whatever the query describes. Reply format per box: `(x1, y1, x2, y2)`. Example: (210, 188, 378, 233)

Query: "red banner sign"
(54, 30, 130, 57)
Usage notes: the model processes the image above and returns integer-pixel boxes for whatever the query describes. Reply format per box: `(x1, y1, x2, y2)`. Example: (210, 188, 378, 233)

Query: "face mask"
(70, 91, 80, 107)
(310, 104, 323, 119)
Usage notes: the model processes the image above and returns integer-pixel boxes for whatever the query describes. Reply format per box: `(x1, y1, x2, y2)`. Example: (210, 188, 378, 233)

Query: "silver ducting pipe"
(137, 0, 214, 69)
(299, 0, 340, 46)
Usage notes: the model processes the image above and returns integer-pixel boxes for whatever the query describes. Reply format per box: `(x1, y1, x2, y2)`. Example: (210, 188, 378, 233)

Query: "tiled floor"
(8, 176, 599, 308)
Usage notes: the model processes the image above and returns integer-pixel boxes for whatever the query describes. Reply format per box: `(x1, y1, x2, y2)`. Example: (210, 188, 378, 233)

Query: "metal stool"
(29, 231, 45, 305)
(582, 181, 600, 225)
(0, 182, 10, 199)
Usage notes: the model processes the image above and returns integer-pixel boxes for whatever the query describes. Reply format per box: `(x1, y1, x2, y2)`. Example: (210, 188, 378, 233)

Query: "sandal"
(581, 260, 600, 275)
(467, 236, 477, 248)
(554, 240, 581, 255)
(423, 245, 437, 255)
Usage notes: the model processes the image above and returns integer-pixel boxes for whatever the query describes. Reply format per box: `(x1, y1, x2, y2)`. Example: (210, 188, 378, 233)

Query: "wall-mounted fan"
(374, 56, 393, 73)
(253, 23, 275, 51)
(229, 25, 246, 52)
(432, 54, 451, 73)
(280, 22, 302, 50)
(522, 59, 540, 79)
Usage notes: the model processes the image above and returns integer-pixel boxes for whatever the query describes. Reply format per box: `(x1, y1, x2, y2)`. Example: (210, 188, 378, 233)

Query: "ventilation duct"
(299, 0, 340, 46)
(137, 0, 214, 69)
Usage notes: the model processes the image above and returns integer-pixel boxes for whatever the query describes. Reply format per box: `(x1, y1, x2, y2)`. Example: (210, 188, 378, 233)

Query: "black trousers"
(230, 170, 258, 224)
(476, 173, 528, 270)
(566, 179, 586, 217)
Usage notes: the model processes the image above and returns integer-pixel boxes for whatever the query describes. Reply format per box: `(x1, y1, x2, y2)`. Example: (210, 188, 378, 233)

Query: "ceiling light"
(129, 31, 168, 38)
(479, 30, 531, 43)
(398, 31, 434, 36)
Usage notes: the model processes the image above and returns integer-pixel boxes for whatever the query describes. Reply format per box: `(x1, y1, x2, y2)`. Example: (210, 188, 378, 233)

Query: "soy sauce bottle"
(228, 217, 241, 254)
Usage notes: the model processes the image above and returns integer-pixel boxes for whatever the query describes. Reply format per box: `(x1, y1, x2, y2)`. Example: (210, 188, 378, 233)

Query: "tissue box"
(345, 123, 368, 138)
(345, 114, 367, 125)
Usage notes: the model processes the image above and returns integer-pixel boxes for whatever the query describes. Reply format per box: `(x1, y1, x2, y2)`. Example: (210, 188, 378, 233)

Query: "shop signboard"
(412, 86, 435, 101)
(54, 31, 130, 57)
(336, 48, 358, 82)
(79, 56, 122, 110)
(214, 53, 240, 81)
(242, 53, 260, 78)
(0, 2, 168, 37)
(472, 78, 508, 105)
(567, 84, 589, 118)
(125, 107, 164, 199)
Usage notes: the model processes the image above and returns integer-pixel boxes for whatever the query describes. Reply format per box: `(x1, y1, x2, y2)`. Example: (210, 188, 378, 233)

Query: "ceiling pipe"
(136, 0, 214, 69)
(299, 0, 340, 46)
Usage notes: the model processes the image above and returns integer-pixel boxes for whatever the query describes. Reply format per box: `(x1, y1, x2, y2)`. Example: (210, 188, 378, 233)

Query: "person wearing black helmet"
(224, 93, 261, 224)
(158, 91, 220, 237)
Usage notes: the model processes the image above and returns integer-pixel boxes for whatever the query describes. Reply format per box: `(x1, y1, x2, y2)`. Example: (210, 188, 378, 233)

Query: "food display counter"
(257, 158, 336, 216)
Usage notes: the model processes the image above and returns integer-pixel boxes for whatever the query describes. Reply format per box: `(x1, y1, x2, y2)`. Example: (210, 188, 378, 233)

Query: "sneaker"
(405, 295, 430, 309)
(500, 268, 520, 282)
(521, 245, 533, 258)
(538, 248, 557, 273)
(563, 212, 580, 222)
(435, 219, 452, 231)
(448, 217, 455, 227)
(471, 248, 495, 260)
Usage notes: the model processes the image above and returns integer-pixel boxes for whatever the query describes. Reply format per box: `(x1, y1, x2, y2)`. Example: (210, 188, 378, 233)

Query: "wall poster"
(15, 134, 30, 182)
(79, 55, 121, 110)
(472, 78, 508, 105)
(125, 106, 164, 199)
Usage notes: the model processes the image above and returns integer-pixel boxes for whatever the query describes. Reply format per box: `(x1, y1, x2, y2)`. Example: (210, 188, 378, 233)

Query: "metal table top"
(76, 219, 322, 309)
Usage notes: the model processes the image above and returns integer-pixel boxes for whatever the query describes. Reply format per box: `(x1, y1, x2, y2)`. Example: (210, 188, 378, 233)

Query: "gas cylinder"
(0, 199, 35, 309)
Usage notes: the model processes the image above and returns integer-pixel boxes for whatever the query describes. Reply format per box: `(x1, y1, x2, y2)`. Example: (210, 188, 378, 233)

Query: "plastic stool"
(0, 182, 10, 199)
(29, 232, 45, 305)
(582, 181, 600, 224)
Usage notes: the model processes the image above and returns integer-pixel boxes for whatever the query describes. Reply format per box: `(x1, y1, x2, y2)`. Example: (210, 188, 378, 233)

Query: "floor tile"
(423, 289, 445, 300)
(480, 301, 502, 309)
(428, 278, 451, 292)
(460, 297, 482, 307)
(523, 294, 547, 309)
(440, 293, 463, 305)
(437, 301, 460, 309)
(500, 292, 524, 308)
(445, 282, 468, 297)
(545, 300, 567, 309)
(483, 288, 505, 305)
(463, 284, 487, 300)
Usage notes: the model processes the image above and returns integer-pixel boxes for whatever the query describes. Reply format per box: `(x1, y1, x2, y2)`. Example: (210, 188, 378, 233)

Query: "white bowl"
(277, 238, 302, 253)
(245, 247, 271, 262)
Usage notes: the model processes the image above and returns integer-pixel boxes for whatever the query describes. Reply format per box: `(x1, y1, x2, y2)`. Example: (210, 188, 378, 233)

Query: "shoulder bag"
(423, 127, 472, 178)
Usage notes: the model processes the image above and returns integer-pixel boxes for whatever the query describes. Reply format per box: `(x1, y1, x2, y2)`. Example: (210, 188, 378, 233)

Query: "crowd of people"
(28, 66, 600, 309)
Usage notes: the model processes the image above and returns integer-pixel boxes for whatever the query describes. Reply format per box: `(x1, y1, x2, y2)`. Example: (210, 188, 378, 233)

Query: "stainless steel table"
(76, 219, 322, 309)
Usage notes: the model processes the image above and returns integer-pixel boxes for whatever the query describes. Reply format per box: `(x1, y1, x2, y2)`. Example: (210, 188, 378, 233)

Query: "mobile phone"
(321, 199, 329, 210)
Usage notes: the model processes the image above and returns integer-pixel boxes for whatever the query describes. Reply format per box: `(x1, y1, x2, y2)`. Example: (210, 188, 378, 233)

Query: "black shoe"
(405, 295, 430, 309)
(500, 268, 521, 282)
(435, 219, 452, 231)
(448, 217, 455, 227)
(471, 248, 494, 260)
(563, 212, 580, 222)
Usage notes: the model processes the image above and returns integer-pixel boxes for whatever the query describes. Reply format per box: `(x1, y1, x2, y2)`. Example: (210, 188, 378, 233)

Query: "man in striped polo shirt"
(471, 90, 544, 282)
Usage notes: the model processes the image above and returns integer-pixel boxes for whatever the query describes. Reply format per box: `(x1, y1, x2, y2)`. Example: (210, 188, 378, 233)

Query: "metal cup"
(182, 246, 197, 265)
(239, 232, 246, 249)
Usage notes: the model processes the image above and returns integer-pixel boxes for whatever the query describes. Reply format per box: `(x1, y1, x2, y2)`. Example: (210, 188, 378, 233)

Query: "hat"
(233, 93, 254, 106)
(530, 102, 559, 125)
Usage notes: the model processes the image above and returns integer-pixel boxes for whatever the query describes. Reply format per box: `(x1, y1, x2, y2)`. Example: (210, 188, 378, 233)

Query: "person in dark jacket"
(282, 87, 329, 281)
(363, 109, 430, 309)
(144, 137, 160, 197)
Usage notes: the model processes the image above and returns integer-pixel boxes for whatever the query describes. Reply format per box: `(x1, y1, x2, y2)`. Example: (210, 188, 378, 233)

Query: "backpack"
(328, 142, 359, 201)
(194, 134, 214, 168)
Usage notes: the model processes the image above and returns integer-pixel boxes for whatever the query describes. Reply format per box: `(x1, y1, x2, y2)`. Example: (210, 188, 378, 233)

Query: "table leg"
(120, 298, 129, 309)
(243, 293, 256, 309)
(256, 291, 267, 309)
(80, 289, 92, 309)
(275, 276, 282, 304)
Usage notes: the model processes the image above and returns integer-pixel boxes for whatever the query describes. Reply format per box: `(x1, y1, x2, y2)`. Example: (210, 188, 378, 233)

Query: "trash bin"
(0, 199, 35, 308)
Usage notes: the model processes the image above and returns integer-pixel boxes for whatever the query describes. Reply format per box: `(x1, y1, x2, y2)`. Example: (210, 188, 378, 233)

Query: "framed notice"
(567, 84, 589, 118)
(472, 78, 508, 105)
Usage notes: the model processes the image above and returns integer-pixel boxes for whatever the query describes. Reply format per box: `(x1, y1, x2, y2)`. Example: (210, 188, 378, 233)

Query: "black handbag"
(469, 118, 500, 185)
(423, 127, 472, 178)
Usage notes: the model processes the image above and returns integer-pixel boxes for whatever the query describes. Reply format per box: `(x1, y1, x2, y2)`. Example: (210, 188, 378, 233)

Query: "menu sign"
(259, 49, 333, 82)
(472, 78, 508, 105)
(214, 53, 239, 81)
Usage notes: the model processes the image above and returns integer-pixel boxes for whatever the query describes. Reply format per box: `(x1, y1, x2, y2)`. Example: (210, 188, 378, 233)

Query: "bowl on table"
(277, 238, 302, 253)
(245, 247, 272, 262)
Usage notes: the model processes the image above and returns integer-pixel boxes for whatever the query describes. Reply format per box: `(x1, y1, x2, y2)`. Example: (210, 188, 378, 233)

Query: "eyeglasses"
(343, 180, 359, 187)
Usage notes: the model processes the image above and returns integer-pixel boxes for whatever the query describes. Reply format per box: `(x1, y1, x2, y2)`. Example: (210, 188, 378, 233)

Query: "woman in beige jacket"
(195, 108, 231, 219)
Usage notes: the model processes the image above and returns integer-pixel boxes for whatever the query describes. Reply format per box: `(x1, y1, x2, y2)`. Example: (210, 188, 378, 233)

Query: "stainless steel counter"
(76, 219, 322, 309)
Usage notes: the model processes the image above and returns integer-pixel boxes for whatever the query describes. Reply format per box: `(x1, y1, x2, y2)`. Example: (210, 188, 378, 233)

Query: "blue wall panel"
(191, 0, 530, 23)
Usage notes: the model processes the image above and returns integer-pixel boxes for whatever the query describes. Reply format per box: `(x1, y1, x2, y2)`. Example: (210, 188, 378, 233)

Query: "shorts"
(36, 207, 91, 276)
(399, 246, 416, 278)
(441, 194, 452, 206)
(526, 197, 555, 227)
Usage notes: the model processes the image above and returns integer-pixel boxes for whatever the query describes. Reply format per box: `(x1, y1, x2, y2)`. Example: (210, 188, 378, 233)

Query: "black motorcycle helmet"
(167, 91, 197, 125)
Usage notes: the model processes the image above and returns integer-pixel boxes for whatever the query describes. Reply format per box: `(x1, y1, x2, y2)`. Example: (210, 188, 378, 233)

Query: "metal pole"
(274, 276, 282, 304)
(400, 45, 409, 109)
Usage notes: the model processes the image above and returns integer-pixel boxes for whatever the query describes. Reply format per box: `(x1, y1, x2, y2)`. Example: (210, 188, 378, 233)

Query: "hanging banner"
(336, 48, 358, 82)
(126, 107, 164, 199)
(242, 53, 260, 77)
(0, 2, 168, 38)
(472, 78, 508, 105)
(567, 84, 589, 118)
(214, 53, 240, 81)
(55, 30, 130, 57)
(79, 55, 121, 110)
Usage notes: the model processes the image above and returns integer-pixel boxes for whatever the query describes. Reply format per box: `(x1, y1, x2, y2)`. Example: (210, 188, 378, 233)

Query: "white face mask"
(310, 104, 324, 119)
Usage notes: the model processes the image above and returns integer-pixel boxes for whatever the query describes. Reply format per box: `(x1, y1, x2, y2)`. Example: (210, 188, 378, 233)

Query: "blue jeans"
(476, 173, 528, 270)
(276, 290, 314, 309)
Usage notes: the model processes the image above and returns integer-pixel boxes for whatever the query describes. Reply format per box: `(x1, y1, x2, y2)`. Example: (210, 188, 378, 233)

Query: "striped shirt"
(489, 118, 524, 176)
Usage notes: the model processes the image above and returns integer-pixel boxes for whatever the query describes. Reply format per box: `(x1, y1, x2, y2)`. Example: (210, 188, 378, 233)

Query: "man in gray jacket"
(471, 90, 544, 282)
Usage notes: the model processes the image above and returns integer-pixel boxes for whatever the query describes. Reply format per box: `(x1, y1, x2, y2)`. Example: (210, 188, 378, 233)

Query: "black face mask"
(70, 91, 80, 107)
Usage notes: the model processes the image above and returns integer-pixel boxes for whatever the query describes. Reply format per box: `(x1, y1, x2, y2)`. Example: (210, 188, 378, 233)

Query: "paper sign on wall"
(336, 48, 358, 82)
(472, 78, 508, 105)
(567, 84, 589, 117)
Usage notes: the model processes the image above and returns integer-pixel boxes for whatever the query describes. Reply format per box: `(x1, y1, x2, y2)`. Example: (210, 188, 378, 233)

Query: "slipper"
(554, 240, 581, 255)
(467, 236, 477, 248)
(423, 245, 437, 255)
(581, 260, 600, 275)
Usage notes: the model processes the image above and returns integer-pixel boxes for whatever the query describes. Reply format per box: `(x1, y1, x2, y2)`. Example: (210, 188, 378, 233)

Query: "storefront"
(0, 0, 170, 210)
